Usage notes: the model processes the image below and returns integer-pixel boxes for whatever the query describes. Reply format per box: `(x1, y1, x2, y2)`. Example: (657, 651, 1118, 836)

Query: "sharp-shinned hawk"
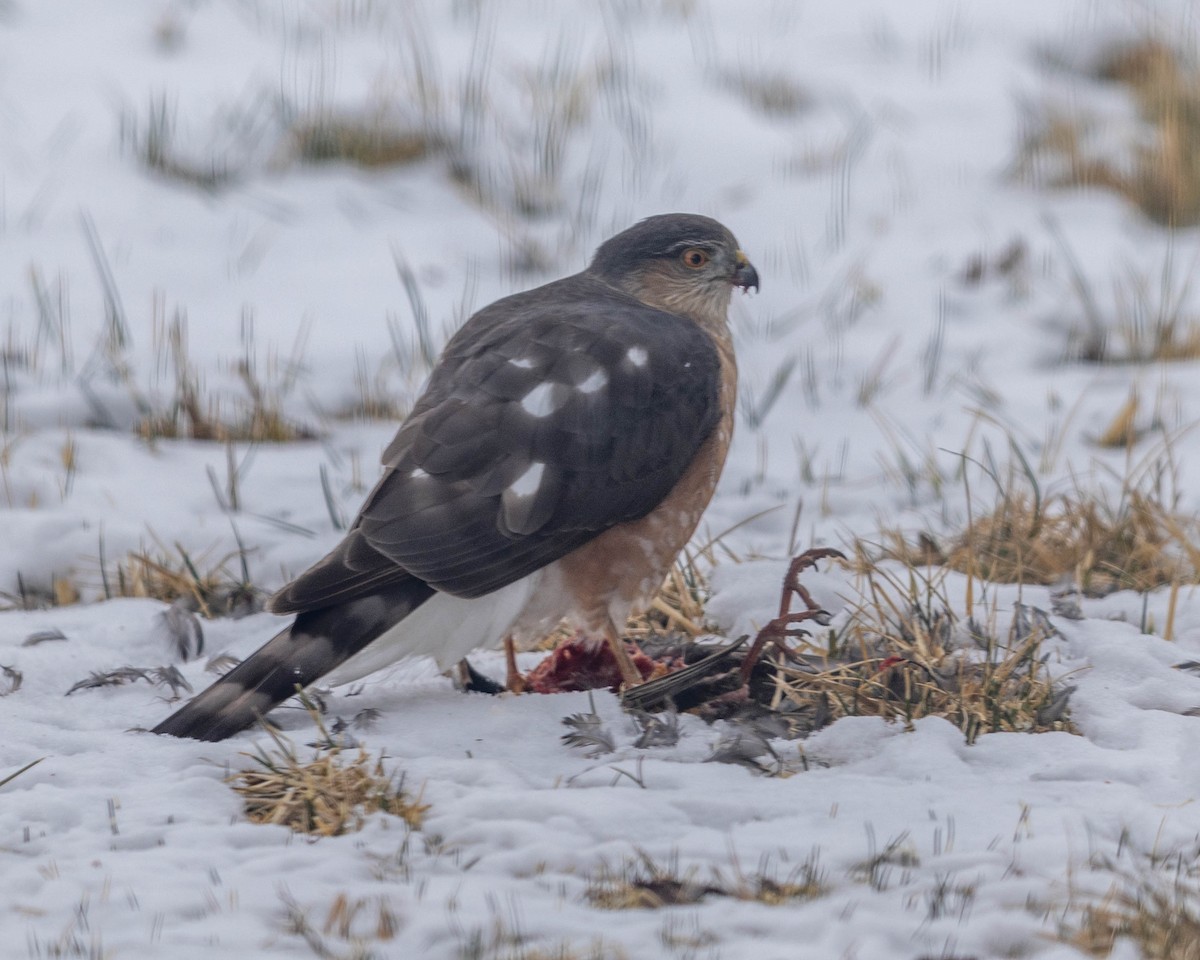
(153, 213, 759, 741)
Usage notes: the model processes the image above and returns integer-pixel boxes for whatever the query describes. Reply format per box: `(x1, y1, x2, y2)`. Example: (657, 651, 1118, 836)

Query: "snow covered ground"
(6, 1, 1200, 956)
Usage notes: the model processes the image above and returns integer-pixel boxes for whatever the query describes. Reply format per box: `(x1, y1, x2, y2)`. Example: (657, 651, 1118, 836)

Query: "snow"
(5, 0, 1200, 957)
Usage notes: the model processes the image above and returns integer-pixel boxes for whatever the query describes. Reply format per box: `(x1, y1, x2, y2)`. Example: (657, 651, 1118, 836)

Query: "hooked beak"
(732, 250, 760, 293)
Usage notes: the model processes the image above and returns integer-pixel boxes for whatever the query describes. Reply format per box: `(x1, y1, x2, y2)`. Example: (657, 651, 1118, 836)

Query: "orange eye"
(681, 248, 709, 269)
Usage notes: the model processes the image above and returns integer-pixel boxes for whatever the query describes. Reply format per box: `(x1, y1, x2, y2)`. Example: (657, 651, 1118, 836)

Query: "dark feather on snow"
(630, 707, 680, 748)
(1049, 587, 1085, 621)
(1036, 685, 1074, 725)
(157, 598, 205, 661)
(66, 667, 151, 695)
(706, 723, 781, 774)
(152, 665, 193, 699)
(352, 707, 382, 729)
(1012, 602, 1058, 643)
(1, 664, 22, 696)
(66, 665, 191, 697)
(561, 702, 615, 756)
(308, 716, 362, 750)
(23, 628, 67, 646)
(205, 652, 241, 675)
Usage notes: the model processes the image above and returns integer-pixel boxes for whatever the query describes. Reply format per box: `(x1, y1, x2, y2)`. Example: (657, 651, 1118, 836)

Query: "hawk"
(152, 213, 759, 741)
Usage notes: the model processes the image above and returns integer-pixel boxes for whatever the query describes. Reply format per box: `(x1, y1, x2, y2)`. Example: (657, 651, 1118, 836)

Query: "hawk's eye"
(681, 248, 709, 269)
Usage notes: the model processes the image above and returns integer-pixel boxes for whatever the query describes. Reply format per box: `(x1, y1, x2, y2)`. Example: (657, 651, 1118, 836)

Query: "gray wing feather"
(274, 273, 722, 611)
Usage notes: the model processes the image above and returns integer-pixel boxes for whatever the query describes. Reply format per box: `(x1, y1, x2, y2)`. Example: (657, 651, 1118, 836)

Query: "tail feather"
(151, 580, 434, 741)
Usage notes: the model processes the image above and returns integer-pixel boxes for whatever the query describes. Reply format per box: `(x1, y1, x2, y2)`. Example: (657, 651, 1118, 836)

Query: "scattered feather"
(352, 707, 382, 730)
(66, 666, 152, 695)
(631, 707, 680, 749)
(1050, 587, 1085, 620)
(1036, 685, 1074, 725)
(65, 665, 192, 697)
(205, 652, 242, 675)
(706, 724, 781, 775)
(151, 665, 193, 699)
(155, 597, 204, 661)
(22, 628, 68, 646)
(308, 716, 363, 750)
(0, 664, 23, 696)
(561, 696, 615, 756)
(1012, 602, 1059, 643)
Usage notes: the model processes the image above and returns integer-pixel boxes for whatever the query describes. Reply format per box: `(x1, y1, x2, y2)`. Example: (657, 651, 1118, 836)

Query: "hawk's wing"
(272, 275, 722, 612)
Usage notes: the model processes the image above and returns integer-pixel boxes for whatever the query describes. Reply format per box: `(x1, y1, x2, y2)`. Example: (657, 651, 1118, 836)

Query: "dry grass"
(1046, 214, 1200, 365)
(719, 65, 809, 118)
(624, 553, 712, 641)
(131, 311, 316, 443)
(120, 93, 242, 191)
(0, 757, 44, 791)
(450, 904, 626, 960)
(1057, 845, 1200, 959)
(911, 486, 1200, 596)
(586, 851, 715, 910)
(137, 362, 315, 443)
(279, 889, 401, 960)
(287, 111, 434, 168)
(229, 720, 427, 837)
(1017, 37, 1200, 227)
(98, 539, 260, 617)
(771, 554, 1073, 743)
(1, 539, 262, 617)
(137, 396, 311, 443)
(332, 351, 410, 423)
(585, 849, 826, 911)
(0, 575, 81, 610)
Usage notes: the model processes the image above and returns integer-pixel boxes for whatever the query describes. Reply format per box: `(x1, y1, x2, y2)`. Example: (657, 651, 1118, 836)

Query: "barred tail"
(151, 580, 434, 741)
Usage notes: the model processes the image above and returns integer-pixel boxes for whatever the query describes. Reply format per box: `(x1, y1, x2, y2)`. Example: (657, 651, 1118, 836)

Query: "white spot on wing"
(409, 467, 429, 480)
(625, 346, 649, 367)
(521, 382, 565, 417)
(509, 357, 536, 369)
(508, 461, 545, 499)
(577, 368, 609, 394)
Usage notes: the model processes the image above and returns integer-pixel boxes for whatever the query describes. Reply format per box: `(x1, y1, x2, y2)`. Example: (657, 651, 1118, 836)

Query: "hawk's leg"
(504, 635, 528, 694)
(603, 622, 646, 689)
(739, 547, 846, 685)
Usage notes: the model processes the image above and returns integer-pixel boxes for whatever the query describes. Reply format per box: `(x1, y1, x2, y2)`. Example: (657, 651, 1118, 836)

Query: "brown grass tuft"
(288, 112, 434, 168)
(587, 851, 715, 910)
(229, 722, 427, 837)
(0, 574, 79, 611)
(927, 488, 1200, 595)
(108, 544, 261, 618)
(1057, 845, 1200, 959)
(136, 314, 315, 443)
(279, 889, 402, 960)
(624, 554, 712, 641)
(1017, 37, 1200, 227)
(585, 849, 826, 911)
(136, 373, 315, 443)
(771, 555, 1073, 743)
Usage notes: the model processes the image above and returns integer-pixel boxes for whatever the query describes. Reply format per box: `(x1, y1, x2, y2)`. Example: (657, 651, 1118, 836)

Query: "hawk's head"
(587, 213, 759, 326)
